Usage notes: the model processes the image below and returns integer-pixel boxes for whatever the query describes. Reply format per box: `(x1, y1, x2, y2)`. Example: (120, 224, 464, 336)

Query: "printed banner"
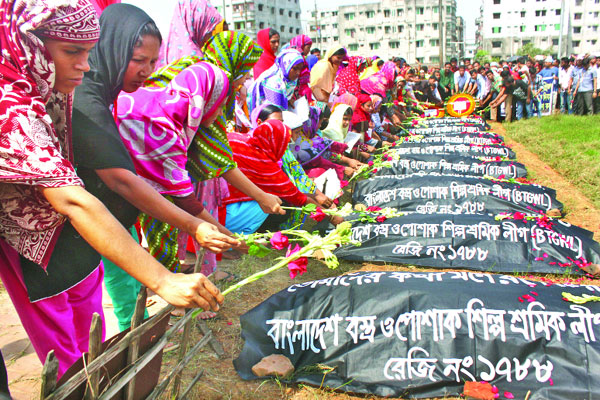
(377, 154, 528, 179)
(235, 271, 600, 399)
(354, 174, 563, 215)
(538, 76, 556, 116)
(334, 213, 600, 274)
(405, 132, 505, 146)
(410, 125, 484, 135)
(394, 142, 516, 159)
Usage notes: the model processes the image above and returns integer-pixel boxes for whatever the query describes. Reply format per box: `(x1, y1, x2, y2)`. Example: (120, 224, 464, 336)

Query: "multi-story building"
(477, 0, 600, 59)
(212, 0, 303, 44)
(302, 0, 464, 66)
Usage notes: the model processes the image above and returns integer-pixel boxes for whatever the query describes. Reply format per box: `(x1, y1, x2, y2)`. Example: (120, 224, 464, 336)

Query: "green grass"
(503, 114, 600, 208)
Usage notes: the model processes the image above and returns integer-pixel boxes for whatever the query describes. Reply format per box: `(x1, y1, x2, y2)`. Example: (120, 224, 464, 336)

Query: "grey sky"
(124, 0, 481, 41)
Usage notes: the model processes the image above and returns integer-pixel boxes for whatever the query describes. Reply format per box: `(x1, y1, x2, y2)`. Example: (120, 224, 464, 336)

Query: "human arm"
(221, 168, 284, 215)
(312, 87, 330, 103)
(96, 168, 238, 252)
(42, 185, 223, 310)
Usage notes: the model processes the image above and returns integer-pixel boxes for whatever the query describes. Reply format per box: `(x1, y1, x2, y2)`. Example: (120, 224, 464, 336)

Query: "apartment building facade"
(477, 0, 600, 59)
(212, 0, 303, 44)
(302, 0, 465, 65)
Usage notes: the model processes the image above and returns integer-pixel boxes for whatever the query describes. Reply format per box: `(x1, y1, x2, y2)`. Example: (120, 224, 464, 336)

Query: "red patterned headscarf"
(336, 56, 366, 96)
(0, 0, 99, 268)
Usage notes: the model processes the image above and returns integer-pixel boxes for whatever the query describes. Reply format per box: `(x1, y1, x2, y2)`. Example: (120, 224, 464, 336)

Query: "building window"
(349, 43, 358, 51)
(429, 39, 439, 46)
(369, 42, 380, 50)
(574, 13, 582, 20)
(270, 7, 274, 14)
(552, 38, 559, 45)
(433, 6, 439, 13)
(296, 12, 299, 18)
(493, 0, 500, 4)
(535, 24, 546, 31)
(397, 25, 404, 32)
(384, 9, 391, 17)
(416, 7, 424, 14)
(366, 26, 375, 34)
(333, 36, 338, 41)
(493, 12, 501, 19)
(430, 56, 439, 63)
(366, 11, 375, 18)
(344, 12, 355, 20)
(593, 25, 599, 32)
(258, 4, 263, 11)
(385, 26, 391, 33)
(332, 23, 337, 29)
(259, 22, 264, 29)
(289, 27, 293, 33)
(520, 25, 525, 32)
(397, 8, 403, 16)
(573, 26, 581, 33)
(389, 41, 399, 49)
(555, 9, 561, 15)
(234, 22, 243, 30)
(555, 23, 560, 30)
(492, 41, 502, 48)
(416, 24, 424, 31)
(492, 27, 501, 33)
(432, 23, 438, 30)
(288, 10, 292, 17)
(279, 8, 283, 15)
(280, 25, 284, 32)
(535, 10, 547, 17)
(520, 11, 526, 17)
(415, 40, 424, 48)
(573, 40, 580, 47)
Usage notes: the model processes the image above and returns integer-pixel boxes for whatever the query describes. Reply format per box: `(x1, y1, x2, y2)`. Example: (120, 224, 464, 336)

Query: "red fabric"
(0, 0, 99, 268)
(304, 157, 345, 180)
(351, 93, 372, 125)
(89, 0, 120, 15)
(224, 120, 307, 206)
(253, 28, 276, 78)
(336, 56, 365, 96)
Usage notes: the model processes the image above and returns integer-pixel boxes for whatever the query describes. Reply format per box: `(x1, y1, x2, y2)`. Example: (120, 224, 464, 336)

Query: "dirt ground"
(2, 121, 599, 399)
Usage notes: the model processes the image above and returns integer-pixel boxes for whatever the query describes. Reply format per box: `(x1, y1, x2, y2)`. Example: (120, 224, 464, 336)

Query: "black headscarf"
(72, 3, 154, 171)
(19, 4, 157, 302)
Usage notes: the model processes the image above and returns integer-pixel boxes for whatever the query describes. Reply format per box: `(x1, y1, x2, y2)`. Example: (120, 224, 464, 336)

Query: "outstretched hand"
(258, 193, 285, 215)
(156, 273, 224, 310)
(194, 222, 240, 253)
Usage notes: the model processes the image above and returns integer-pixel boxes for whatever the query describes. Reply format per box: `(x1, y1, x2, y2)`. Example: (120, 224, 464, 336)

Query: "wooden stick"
(84, 313, 102, 399)
(125, 286, 148, 400)
(178, 370, 204, 400)
(40, 351, 58, 399)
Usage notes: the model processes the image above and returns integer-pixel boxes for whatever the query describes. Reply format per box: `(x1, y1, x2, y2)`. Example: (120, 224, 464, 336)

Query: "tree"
(474, 50, 492, 64)
(517, 43, 544, 58)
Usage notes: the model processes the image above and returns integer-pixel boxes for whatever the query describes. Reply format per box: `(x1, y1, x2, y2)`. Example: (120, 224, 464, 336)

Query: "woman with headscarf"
(290, 106, 362, 180)
(253, 27, 280, 78)
(249, 48, 305, 112)
(360, 57, 383, 80)
(71, 4, 236, 331)
(223, 120, 317, 234)
(0, 0, 224, 378)
(287, 34, 313, 100)
(336, 56, 368, 97)
(145, 31, 282, 279)
(306, 54, 319, 71)
(158, 0, 223, 67)
(360, 61, 398, 98)
(321, 104, 353, 142)
(310, 46, 347, 103)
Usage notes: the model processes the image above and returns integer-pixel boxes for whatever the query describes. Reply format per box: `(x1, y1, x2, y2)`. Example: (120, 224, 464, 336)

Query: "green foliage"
(503, 115, 600, 208)
(474, 49, 491, 64)
(516, 43, 555, 58)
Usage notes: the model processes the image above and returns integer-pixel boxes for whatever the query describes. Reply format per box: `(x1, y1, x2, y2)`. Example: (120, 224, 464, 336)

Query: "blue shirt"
(538, 67, 559, 90)
(576, 68, 597, 93)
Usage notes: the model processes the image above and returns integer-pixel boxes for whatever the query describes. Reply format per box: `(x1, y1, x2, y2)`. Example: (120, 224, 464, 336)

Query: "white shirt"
(559, 65, 573, 90)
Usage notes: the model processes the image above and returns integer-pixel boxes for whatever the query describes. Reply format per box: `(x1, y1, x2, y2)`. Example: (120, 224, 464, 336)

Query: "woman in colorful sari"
(336, 56, 368, 97)
(310, 46, 347, 103)
(144, 31, 283, 281)
(0, 0, 223, 378)
(360, 61, 398, 98)
(290, 107, 362, 180)
(287, 34, 313, 100)
(71, 4, 237, 332)
(253, 28, 280, 78)
(249, 48, 305, 113)
(223, 120, 319, 234)
(158, 0, 223, 67)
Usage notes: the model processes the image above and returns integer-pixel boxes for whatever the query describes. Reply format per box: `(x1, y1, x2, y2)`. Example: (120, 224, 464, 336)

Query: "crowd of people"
(423, 54, 598, 121)
(0, 0, 597, 397)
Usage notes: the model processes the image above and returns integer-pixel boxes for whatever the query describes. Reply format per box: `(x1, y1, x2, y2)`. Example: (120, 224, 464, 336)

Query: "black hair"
(321, 105, 332, 120)
(310, 48, 320, 54)
(332, 48, 347, 57)
(269, 28, 279, 38)
(135, 20, 162, 47)
(499, 59, 505, 64)
(500, 69, 510, 78)
(422, 66, 428, 73)
(258, 104, 282, 122)
(478, 66, 486, 73)
(561, 57, 569, 63)
(582, 58, 591, 67)
(450, 57, 457, 62)
(458, 64, 466, 69)
(343, 107, 353, 117)
(407, 68, 416, 75)
(445, 62, 452, 67)
(518, 56, 526, 64)
(377, 59, 385, 67)
(528, 66, 537, 75)
(503, 76, 515, 86)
